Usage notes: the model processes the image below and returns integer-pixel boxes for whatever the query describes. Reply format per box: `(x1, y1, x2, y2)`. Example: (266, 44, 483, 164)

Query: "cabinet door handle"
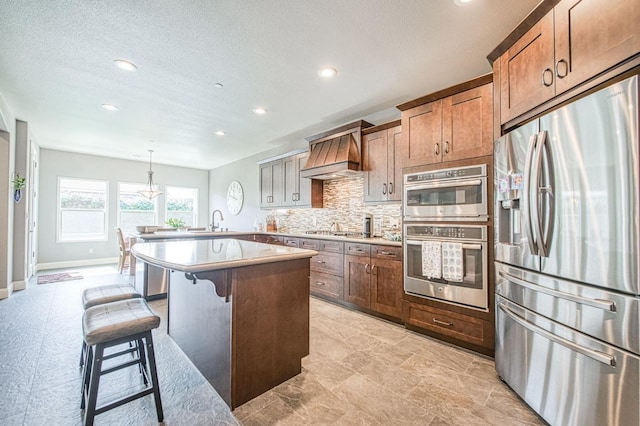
(382, 183, 387, 195)
(542, 68, 554, 87)
(555, 59, 568, 78)
(379, 251, 397, 257)
(315, 281, 326, 286)
(432, 318, 453, 327)
(388, 182, 393, 194)
(364, 263, 370, 274)
(372, 265, 377, 275)
(444, 141, 449, 154)
(434, 143, 440, 156)
(315, 260, 325, 264)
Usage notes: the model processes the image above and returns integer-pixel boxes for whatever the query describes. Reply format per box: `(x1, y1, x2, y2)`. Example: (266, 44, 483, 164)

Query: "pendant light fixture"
(137, 150, 163, 199)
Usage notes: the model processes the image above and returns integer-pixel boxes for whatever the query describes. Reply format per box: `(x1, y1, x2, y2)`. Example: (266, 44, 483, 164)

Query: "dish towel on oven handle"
(442, 242, 464, 282)
(421, 241, 441, 279)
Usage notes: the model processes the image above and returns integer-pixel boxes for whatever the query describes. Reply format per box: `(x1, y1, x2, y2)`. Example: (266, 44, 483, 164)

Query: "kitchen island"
(131, 238, 317, 409)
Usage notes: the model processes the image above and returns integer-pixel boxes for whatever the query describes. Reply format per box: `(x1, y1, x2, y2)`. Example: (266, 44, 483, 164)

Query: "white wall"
(38, 149, 209, 266)
(0, 91, 16, 298)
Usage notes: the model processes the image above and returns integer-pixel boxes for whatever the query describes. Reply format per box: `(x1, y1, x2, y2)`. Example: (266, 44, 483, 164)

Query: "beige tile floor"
(0, 265, 545, 425)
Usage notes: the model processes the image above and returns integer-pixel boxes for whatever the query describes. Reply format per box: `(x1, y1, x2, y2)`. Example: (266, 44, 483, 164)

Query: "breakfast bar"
(131, 238, 317, 409)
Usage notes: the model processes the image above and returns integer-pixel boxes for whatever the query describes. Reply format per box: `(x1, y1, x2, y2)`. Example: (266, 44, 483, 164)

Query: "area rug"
(37, 272, 84, 285)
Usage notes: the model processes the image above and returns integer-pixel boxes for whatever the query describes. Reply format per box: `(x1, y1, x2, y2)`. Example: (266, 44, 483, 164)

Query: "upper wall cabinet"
(495, 0, 640, 125)
(362, 121, 402, 203)
(396, 75, 493, 168)
(260, 152, 322, 209)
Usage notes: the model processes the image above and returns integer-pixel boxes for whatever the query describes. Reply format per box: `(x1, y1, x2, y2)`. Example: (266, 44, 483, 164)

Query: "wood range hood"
(300, 120, 374, 180)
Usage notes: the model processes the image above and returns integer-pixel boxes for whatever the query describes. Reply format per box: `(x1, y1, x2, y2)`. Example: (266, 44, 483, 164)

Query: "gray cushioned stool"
(81, 298, 163, 426)
(79, 284, 141, 367)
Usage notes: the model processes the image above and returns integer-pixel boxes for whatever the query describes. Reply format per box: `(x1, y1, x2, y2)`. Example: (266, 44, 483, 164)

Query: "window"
(118, 182, 158, 235)
(58, 178, 108, 242)
(165, 186, 198, 228)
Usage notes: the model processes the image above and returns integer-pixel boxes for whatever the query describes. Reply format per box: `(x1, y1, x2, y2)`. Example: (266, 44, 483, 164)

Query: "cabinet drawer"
(310, 271, 343, 301)
(310, 252, 343, 275)
(319, 240, 344, 254)
(345, 243, 371, 257)
(298, 238, 320, 250)
(282, 237, 299, 248)
(371, 245, 402, 261)
(403, 302, 487, 347)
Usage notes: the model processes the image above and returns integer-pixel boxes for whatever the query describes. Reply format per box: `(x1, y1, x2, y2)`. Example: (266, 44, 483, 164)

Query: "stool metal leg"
(83, 343, 104, 426)
(145, 332, 164, 422)
(80, 344, 93, 410)
(137, 337, 148, 385)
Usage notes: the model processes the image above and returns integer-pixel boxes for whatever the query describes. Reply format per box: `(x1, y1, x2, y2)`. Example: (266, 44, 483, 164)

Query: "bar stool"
(81, 298, 163, 426)
(79, 284, 141, 367)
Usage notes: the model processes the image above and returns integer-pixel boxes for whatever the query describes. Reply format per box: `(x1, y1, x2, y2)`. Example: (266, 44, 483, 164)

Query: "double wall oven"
(403, 164, 489, 310)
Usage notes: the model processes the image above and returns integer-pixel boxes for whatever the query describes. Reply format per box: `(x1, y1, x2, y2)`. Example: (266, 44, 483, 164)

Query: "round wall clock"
(226, 181, 244, 215)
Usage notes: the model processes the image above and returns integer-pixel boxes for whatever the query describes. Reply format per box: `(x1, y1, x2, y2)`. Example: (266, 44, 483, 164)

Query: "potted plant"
(166, 217, 186, 230)
(11, 173, 26, 203)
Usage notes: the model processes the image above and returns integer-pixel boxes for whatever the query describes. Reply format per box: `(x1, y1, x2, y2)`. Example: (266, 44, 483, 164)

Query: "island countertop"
(130, 238, 318, 273)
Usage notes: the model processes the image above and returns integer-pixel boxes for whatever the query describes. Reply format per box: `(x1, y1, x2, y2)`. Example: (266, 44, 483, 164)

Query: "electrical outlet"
(88, 248, 93, 254)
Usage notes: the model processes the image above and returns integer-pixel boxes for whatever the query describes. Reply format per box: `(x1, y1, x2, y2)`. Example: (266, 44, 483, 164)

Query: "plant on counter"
(11, 173, 26, 203)
(166, 217, 185, 229)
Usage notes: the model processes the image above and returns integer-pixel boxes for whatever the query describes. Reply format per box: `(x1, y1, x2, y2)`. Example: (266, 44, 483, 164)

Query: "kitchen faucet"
(210, 209, 224, 232)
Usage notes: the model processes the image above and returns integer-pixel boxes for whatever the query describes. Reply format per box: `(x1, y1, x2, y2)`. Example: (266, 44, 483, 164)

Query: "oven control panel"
(405, 164, 486, 183)
(405, 225, 486, 241)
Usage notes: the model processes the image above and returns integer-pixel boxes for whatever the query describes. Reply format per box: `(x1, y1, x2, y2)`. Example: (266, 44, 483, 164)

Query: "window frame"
(56, 177, 109, 243)
(117, 181, 160, 235)
(164, 185, 199, 228)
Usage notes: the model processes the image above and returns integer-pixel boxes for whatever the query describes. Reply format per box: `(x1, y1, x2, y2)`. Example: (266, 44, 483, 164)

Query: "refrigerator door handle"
(523, 133, 539, 255)
(498, 302, 617, 367)
(498, 270, 617, 312)
(536, 130, 554, 257)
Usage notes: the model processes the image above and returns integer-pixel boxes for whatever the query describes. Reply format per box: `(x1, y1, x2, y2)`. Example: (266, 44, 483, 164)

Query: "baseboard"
(0, 283, 13, 300)
(36, 257, 119, 271)
(12, 280, 26, 291)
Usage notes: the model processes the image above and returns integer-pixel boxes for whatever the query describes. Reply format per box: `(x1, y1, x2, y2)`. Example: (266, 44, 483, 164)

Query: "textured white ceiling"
(0, 0, 539, 170)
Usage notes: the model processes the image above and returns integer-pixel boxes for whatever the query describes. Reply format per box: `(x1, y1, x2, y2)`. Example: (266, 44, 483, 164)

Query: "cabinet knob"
(555, 59, 568, 79)
(542, 68, 554, 87)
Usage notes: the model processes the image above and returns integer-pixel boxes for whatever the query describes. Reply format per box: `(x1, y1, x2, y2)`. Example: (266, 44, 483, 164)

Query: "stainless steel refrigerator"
(494, 74, 639, 426)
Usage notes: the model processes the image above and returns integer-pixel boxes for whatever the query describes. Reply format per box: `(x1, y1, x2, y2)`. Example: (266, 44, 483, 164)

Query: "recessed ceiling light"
(102, 104, 119, 111)
(215, 131, 225, 136)
(214, 83, 223, 88)
(454, 0, 472, 5)
(114, 59, 137, 71)
(253, 107, 267, 115)
(318, 67, 337, 78)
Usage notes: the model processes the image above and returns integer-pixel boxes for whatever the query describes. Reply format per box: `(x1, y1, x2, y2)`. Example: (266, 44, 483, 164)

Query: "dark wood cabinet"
(362, 121, 402, 203)
(497, 0, 640, 125)
(310, 240, 344, 302)
(259, 160, 283, 208)
(344, 243, 403, 319)
(397, 76, 493, 168)
(260, 152, 322, 209)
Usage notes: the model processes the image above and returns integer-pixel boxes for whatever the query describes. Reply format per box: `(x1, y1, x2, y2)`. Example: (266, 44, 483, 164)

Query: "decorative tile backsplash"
(271, 176, 402, 236)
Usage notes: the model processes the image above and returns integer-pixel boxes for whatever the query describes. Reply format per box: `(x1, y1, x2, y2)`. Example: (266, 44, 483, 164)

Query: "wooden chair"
(115, 228, 130, 274)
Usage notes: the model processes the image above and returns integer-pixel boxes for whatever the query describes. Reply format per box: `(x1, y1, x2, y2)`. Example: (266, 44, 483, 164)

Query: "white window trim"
(165, 185, 199, 227)
(56, 177, 109, 243)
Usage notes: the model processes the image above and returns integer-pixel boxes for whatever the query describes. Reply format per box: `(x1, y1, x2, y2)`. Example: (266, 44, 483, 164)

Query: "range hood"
(300, 120, 373, 180)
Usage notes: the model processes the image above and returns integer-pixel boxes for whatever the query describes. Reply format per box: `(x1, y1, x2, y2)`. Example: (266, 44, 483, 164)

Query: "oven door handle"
(406, 179, 483, 192)
(461, 244, 482, 250)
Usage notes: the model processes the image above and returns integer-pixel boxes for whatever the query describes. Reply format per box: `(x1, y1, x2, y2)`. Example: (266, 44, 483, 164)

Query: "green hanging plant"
(12, 173, 26, 191)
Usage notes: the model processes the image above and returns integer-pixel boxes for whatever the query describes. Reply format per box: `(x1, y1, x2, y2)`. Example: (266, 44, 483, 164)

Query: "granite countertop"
(131, 238, 317, 273)
(132, 230, 402, 246)
(265, 231, 403, 247)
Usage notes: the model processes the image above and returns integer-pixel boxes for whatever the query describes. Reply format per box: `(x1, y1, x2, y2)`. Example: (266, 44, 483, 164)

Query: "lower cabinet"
(403, 300, 494, 356)
(344, 243, 403, 320)
(310, 240, 344, 302)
